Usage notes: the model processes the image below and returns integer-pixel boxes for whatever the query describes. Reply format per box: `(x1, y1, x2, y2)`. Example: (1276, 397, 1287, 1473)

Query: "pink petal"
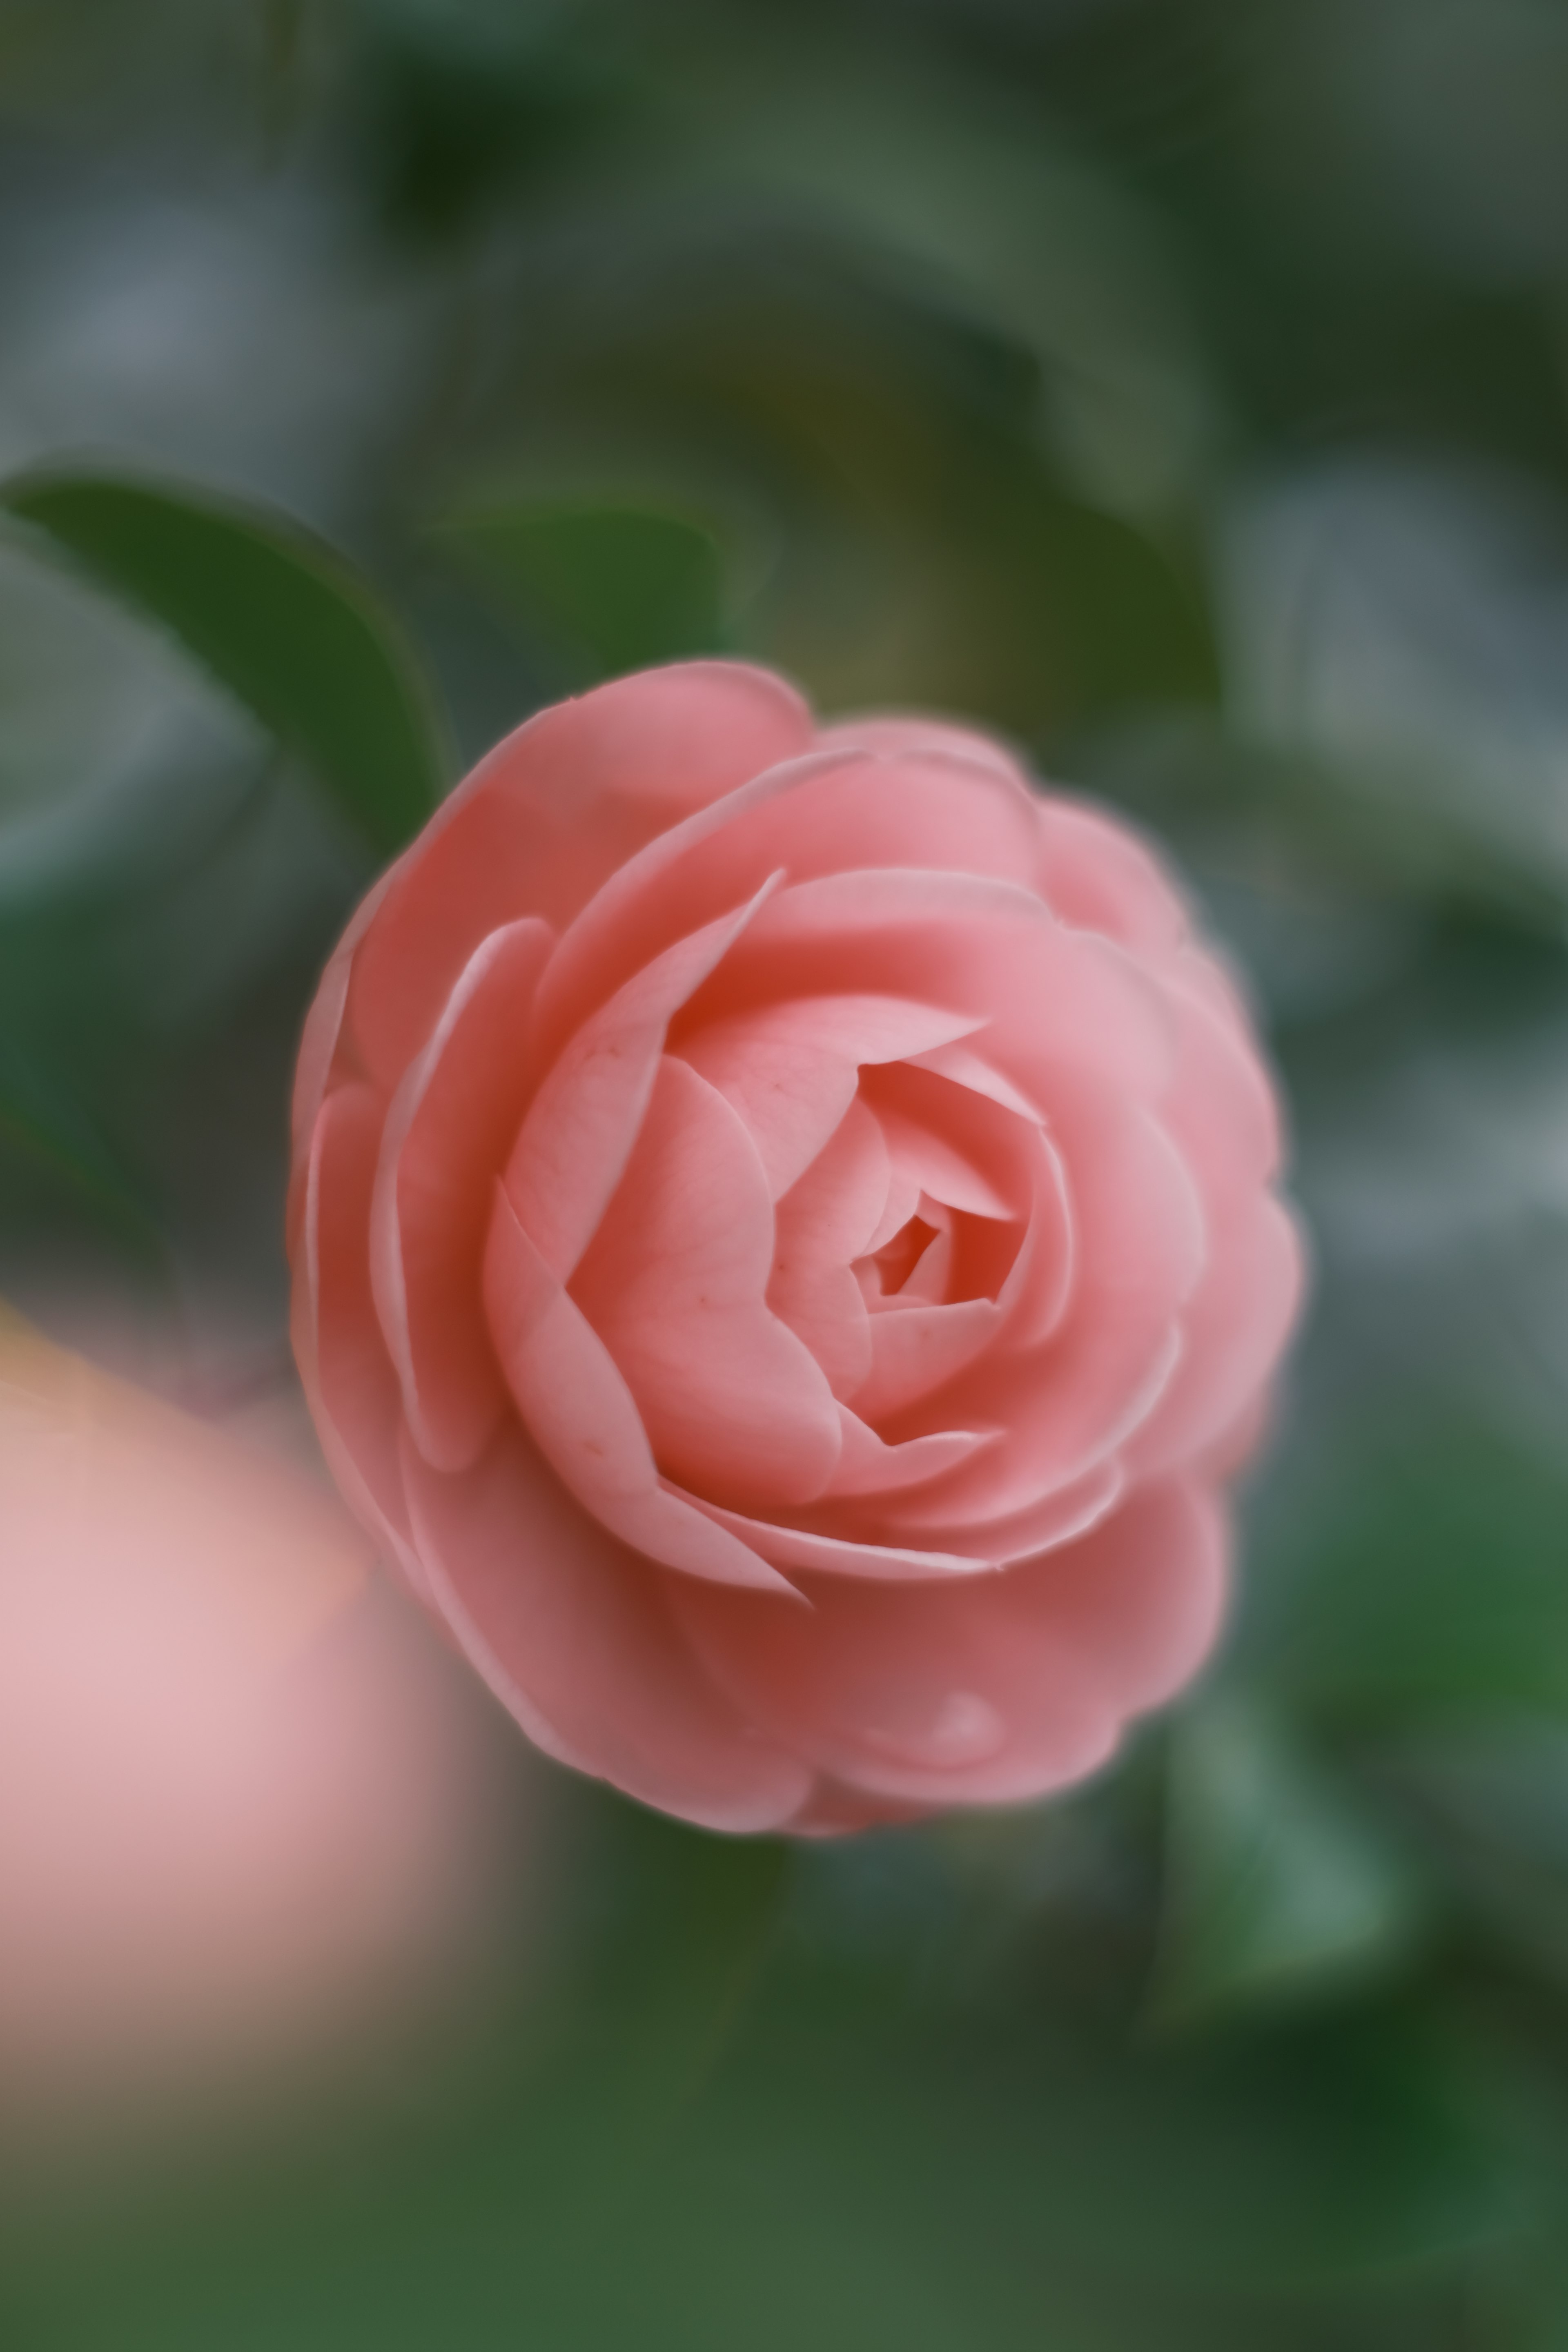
(767, 1100, 887, 1399)
(401, 1424, 811, 1833)
(675, 1490, 991, 1582)
(370, 918, 554, 1473)
(666, 1481, 1227, 1810)
(484, 1186, 798, 1595)
(853, 1295, 1002, 1425)
(880, 1455, 1125, 1566)
(1124, 982, 1303, 1475)
(1128, 1195, 1305, 1479)
(286, 866, 396, 1259)
(814, 714, 1027, 781)
(685, 869, 1175, 1113)
(532, 746, 1048, 1067)
(294, 1085, 424, 1597)
(675, 993, 980, 1198)
(860, 1062, 1073, 1342)
(503, 880, 780, 1283)
(345, 663, 812, 1090)
(884, 1082, 1204, 1523)
(570, 1058, 844, 1510)
(1035, 795, 1193, 958)
(904, 1041, 1047, 1123)
(871, 1102, 1014, 1221)
(827, 1410, 993, 1499)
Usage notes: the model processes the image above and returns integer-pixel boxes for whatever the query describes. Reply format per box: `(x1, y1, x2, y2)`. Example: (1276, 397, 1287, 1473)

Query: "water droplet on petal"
(864, 1689, 1005, 1769)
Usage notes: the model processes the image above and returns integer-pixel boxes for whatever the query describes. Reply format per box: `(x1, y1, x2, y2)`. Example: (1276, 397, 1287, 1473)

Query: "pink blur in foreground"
(289, 662, 1305, 1834)
(0, 1314, 498, 2100)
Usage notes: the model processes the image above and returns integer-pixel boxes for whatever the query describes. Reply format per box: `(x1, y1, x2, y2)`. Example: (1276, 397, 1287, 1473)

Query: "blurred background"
(3, 0, 1568, 2343)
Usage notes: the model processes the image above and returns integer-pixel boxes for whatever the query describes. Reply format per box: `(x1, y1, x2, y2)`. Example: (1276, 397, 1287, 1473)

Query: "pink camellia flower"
(290, 662, 1303, 1835)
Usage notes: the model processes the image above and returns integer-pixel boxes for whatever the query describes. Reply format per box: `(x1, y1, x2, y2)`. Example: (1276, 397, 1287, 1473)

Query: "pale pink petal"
(483, 1187, 797, 1595)
(667, 1482, 1227, 1809)
(827, 1409, 993, 1499)
(767, 1101, 887, 1400)
(504, 880, 780, 1282)
(529, 748, 857, 1065)
(1125, 982, 1301, 1474)
(903, 1041, 1046, 1123)
(884, 1084, 1204, 1522)
(295, 1086, 423, 1596)
(570, 1059, 843, 1510)
(814, 714, 1027, 781)
(853, 1296, 1003, 1425)
(1163, 976, 1285, 1201)
(676, 1491, 991, 1582)
(881, 1455, 1125, 1566)
(402, 1425, 811, 1833)
(287, 864, 396, 1254)
(1035, 796, 1194, 957)
(532, 747, 1049, 1067)
(344, 663, 812, 1089)
(675, 994, 981, 1198)
(859, 1063, 1074, 1345)
(863, 1158, 924, 1255)
(872, 1105, 1014, 1221)
(1128, 1196, 1305, 1478)
(686, 869, 1175, 1113)
(370, 918, 554, 1473)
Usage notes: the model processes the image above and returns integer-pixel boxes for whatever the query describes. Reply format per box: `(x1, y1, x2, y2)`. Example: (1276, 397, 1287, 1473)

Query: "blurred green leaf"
(0, 1034, 163, 1267)
(660, 1986, 1530, 2301)
(440, 498, 727, 680)
(1379, 1720, 1568, 1989)
(1152, 1696, 1427, 2026)
(0, 471, 448, 859)
(1250, 1421, 1568, 1724)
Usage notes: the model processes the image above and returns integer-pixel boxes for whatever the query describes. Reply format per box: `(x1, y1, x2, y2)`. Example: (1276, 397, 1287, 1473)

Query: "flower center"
(866, 1214, 942, 1297)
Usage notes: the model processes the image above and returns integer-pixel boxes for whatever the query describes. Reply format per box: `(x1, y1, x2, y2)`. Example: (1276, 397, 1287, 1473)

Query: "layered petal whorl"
(290, 662, 1304, 1833)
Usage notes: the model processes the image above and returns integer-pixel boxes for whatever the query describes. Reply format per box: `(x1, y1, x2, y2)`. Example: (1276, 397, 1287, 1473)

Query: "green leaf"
(1246, 1420, 1568, 1723)
(439, 498, 728, 680)
(0, 1034, 166, 1269)
(1152, 1695, 1428, 2027)
(0, 470, 448, 859)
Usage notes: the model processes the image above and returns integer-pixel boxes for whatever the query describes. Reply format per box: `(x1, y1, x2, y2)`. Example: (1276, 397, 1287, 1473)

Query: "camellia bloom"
(290, 663, 1302, 1834)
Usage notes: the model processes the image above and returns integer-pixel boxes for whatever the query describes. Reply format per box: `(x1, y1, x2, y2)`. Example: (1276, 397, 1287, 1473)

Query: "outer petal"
(667, 1482, 1227, 1810)
(1128, 981, 1302, 1475)
(533, 746, 1049, 1065)
(685, 869, 1176, 1114)
(344, 662, 812, 1089)
(815, 713, 1027, 781)
(402, 1425, 811, 1833)
(570, 1060, 844, 1510)
(295, 1084, 423, 1596)
(286, 865, 396, 1256)
(1129, 1195, 1304, 1479)
(370, 917, 554, 1473)
(1035, 795, 1194, 958)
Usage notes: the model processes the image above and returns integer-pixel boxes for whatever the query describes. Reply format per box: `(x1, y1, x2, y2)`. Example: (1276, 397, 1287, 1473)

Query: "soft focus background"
(4, 1, 1568, 2343)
